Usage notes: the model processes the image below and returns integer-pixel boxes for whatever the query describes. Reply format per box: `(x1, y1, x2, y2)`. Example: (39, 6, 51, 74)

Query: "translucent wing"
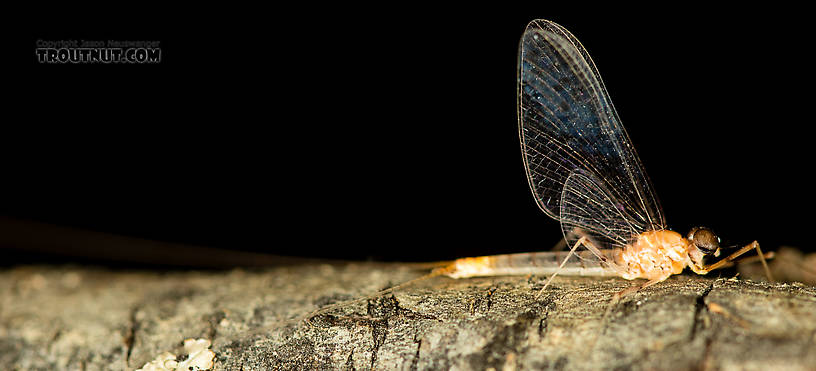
(560, 169, 641, 251)
(518, 19, 665, 248)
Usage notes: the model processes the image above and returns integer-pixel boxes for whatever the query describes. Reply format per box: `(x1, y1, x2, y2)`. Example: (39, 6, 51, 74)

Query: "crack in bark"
(409, 338, 421, 371)
(369, 319, 387, 369)
(204, 310, 226, 341)
(365, 295, 400, 369)
(690, 282, 715, 341)
(537, 296, 554, 338)
(690, 281, 717, 371)
(343, 348, 355, 371)
(124, 305, 140, 366)
(486, 287, 497, 311)
(469, 286, 501, 315)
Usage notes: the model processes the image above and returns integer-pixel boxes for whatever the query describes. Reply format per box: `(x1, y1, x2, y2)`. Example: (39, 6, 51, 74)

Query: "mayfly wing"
(518, 19, 666, 251)
(560, 169, 638, 251)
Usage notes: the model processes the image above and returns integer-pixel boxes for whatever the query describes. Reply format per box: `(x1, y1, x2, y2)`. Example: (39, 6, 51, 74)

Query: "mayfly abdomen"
(440, 250, 621, 279)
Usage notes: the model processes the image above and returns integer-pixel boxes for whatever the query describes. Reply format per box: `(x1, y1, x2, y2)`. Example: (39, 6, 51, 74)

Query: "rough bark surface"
(1, 261, 815, 370)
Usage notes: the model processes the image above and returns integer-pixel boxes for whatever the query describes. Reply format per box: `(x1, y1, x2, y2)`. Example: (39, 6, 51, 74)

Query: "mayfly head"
(686, 226, 722, 266)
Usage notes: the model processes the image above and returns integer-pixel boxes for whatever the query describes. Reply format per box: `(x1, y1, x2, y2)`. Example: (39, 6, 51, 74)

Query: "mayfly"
(308, 19, 772, 320)
(436, 19, 773, 292)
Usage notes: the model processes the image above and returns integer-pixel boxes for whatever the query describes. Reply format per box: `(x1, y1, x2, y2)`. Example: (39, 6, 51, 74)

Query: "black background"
(5, 8, 814, 266)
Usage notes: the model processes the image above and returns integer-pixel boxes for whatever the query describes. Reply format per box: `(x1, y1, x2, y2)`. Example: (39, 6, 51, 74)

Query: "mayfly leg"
(537, 236, 586, 296)
(699, 241, 775, 282)
(708, 250, 775, 272)
(537, 236, 622, 297)
(729, 251, 775, 266)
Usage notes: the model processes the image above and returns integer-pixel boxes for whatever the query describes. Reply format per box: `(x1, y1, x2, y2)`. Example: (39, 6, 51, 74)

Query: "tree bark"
(1, 261, 815, 370)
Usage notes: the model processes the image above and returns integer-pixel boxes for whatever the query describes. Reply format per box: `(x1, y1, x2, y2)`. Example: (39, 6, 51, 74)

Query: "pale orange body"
(440, 229, 709, 283)
(615, 230, 693, 281)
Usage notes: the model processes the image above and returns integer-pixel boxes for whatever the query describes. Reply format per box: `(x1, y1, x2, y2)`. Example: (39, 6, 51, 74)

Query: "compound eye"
(690, 227, 720, 254)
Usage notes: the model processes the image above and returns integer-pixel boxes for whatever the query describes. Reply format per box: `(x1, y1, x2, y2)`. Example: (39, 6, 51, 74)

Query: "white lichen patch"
(135, 338, 215, 371)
